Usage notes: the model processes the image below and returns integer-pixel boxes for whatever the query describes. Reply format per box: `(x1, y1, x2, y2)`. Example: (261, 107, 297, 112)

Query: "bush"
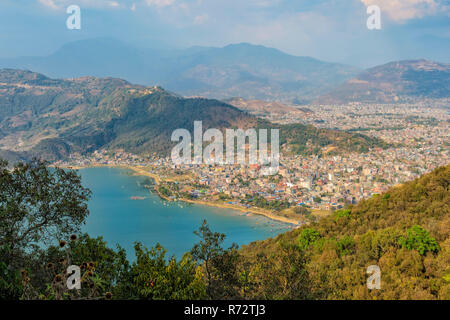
(131, 243, 206, 300)
(336, 236, 355, 256)
(399, 225, 440, 256)
(334, 209, 351, 219)
(297, 228, 322, 250)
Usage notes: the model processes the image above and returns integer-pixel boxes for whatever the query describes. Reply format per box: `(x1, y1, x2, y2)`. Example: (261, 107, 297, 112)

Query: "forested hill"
(0, 69, 389, 161)
(241, 165, 450, 299)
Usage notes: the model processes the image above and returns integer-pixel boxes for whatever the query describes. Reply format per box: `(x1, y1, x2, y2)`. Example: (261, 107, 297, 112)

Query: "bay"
(79, 167, 291, 259)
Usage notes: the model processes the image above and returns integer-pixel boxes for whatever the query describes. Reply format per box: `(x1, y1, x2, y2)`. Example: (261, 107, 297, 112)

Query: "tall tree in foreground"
(191, 220, 241, 299)
(127, 243, 206, 300)
(0, 158, 91, 298)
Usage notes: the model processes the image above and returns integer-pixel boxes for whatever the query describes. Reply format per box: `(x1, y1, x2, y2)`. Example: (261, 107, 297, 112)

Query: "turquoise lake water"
(79, 167, 292, 259)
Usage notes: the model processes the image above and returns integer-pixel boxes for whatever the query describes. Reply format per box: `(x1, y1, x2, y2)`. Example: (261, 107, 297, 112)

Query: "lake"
(79, 167, 292, 259)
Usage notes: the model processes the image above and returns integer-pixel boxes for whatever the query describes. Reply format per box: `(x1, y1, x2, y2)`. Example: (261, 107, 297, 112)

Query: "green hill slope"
(0, 69, 389, 161)
(241, 165, 450, 299)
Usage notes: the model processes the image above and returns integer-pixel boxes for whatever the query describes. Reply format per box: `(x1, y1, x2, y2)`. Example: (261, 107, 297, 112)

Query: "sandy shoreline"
(125, 165, 301, 226)
(62, 163, 301, 226)
(179, 198, 301, 225)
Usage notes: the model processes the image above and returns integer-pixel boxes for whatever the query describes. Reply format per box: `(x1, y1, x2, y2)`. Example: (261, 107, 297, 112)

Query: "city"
(55, 101, 449, 224)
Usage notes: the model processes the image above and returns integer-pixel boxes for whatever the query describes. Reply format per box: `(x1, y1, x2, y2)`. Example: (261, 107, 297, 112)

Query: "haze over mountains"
(1, 38, 448, 105)
(0, 38, 360, 103)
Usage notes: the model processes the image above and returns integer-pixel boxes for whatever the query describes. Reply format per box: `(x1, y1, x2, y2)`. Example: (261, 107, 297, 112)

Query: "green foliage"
(0, 159, 91, 262)
(0, 69, 389, 160)
(358, 228, 402, 260)
(218, 193, 232, 201)
(130, 243, 206, 300)
(313, 197, 322, 204)
(1, 157, 448, 301)
(0, 259, 22, 300)
(297, 228, 322, 250)
(278, 123, 390, 156)
(241, 165, 450, 300)
(249, 242, 311, 300)
(336, 236, 355, 256)
(206, 247, 242, 300)
(191, 220, 241, 299)
(243, 195, 290, 211)
(334, 208, 351, 219)
(40, 234, 129, 298)
(157, 186, 172, 197)
(399, 225, 440, 256)
(0, 158, 91, 299)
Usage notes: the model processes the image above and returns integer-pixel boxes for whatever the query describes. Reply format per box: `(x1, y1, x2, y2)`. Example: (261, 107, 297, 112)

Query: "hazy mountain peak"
(316, 59, 450, 104)
(0, 38, 361, 103)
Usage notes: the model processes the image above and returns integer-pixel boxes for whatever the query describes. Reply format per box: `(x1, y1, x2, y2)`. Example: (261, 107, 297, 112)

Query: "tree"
(0, 259, 22, 300)
(36, 234, 130, 299)
(191, 220, 241, 299)
(20, 234, 122, 300)
(0, 159, 91, 286)
(297, 228, 322, 250)
(251, 242, 311, 300)
(399, 225, 440, 256)
(130, 243, 206, 300)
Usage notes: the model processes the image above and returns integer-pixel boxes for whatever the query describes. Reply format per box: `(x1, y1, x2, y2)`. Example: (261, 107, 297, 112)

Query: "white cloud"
(193, 13, 208, 25)
(249, 0, 282, 7)
(39, 0, 59, 10)
(360, 0, 447, 22)
(145, 0, 175, 7)
(38, 0, 131, 10)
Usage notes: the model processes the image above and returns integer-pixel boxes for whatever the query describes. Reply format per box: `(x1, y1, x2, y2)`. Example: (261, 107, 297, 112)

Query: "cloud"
(145, 0, 175, 7)
(193, 13, 208, 25)
(249, 0, 283, 7)
(39, 0, 59, 10)
(38, 0, 131, 10)
(360, 0, 448, 22)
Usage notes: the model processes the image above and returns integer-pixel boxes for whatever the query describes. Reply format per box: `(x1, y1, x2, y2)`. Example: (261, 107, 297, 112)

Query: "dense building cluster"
(55, 102, 449, 212)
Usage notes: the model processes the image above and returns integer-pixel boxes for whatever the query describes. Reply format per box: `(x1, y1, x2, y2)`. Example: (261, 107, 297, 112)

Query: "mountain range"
(0, 38, 360, 104)
(0, 69, 388, 162)
(1, 38, 448, 105)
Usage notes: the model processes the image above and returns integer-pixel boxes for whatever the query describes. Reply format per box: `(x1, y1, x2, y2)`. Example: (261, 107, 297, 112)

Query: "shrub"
(297, 228, 322, 250)
(399, 225, 440, 256)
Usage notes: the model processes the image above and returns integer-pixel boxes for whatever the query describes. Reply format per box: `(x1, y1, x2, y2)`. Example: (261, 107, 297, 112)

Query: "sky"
(0, 0, 448, 67)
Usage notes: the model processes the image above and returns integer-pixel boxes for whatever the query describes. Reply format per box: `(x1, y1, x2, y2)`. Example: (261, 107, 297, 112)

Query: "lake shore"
(125, 165, 301, 226)
(61, 163, 302, 226)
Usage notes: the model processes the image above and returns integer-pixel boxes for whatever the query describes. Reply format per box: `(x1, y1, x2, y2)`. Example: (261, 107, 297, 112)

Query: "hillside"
(224, 97, 310, 117)
(317, 59, 450, 104)
(0, 69, 388, 161)
(241, 165, 450, 299)
(0, 38, 360, 103)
